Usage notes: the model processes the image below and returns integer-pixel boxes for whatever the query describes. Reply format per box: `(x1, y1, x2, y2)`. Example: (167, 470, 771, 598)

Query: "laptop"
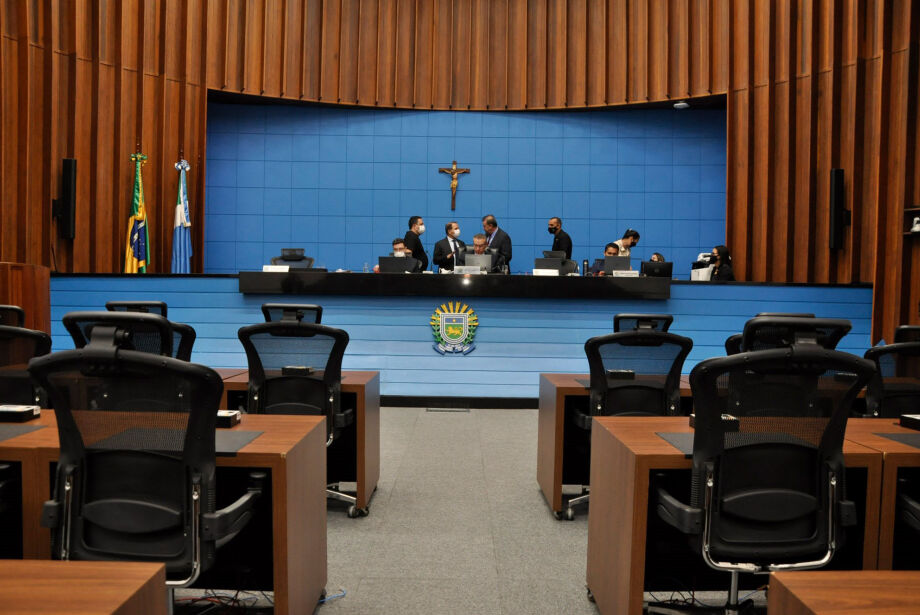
(640, 261, 673, 278)
(603, 256, 631, 274)
(463, 253, 493, 272)
(378, 256, 420, 273)
(534, 257, 563, 272)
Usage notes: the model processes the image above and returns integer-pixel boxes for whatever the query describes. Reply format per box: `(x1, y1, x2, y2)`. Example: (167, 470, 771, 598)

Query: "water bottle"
(582, 259, 589, 276)
(363, 262, 369, 273)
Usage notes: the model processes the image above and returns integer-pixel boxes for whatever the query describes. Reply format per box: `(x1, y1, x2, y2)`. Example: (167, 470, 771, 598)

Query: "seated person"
(650, 252, 665, 263)
(461, 234, 502, 273)
(374, 238, 423, 273)
(589, 242, 619, 276)
(710, 244, 735, 281)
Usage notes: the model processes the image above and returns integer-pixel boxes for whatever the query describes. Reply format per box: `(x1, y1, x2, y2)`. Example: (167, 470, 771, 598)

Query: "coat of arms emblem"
(430, 302, 478, 354)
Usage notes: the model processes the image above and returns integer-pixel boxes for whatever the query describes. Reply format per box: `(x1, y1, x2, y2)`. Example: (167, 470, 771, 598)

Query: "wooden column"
(0, 263, 50, 333)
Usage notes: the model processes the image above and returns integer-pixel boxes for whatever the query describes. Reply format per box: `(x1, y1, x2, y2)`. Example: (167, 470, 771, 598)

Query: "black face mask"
(548, 227, 557, 234)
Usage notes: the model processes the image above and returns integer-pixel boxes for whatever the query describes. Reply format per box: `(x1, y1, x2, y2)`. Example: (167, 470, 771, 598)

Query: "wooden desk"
(585, 417, 883, 615)
(843, 419, 920, 568)
(0, 560, 167, 614)
(216, 368, 381, 513)
(0, 412, 327, 615)
(768, 570, 920, 614)
(536, 373, 691, 516)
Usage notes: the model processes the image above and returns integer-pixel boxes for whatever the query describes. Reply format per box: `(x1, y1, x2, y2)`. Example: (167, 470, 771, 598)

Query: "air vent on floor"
(426, 407, 470, 413)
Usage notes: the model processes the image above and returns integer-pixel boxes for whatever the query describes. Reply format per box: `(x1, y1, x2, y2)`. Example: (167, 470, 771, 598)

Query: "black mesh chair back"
(864, 342, 920, 418)
(238, 322, 350, 444)
(584, 330, 692, 417)
(740, 316, 851, 352)
(261, 303, 323, 324)
(270, 254, 315, 268)
(64, 311, 173, 357)
(755, 312, 816, 318)
(105, 303, 195, 361)
(0, 305, 25, 327)
(724, 334, 742, 355)
(895, 325, 920, 343)
(105, 300, 168, 318)
(0, 325, 51, 404)
(27, 334, 228, 583)
(687, 346, 875, 566)
(613, 313, 673, 332)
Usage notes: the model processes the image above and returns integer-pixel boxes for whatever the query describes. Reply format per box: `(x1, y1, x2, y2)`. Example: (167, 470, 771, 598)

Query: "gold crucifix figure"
(439, 160, 470, 211)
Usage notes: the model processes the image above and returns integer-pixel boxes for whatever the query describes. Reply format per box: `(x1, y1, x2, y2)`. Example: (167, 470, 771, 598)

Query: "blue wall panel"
(205, 105, 726, 276)
(50, 276, 872, 399)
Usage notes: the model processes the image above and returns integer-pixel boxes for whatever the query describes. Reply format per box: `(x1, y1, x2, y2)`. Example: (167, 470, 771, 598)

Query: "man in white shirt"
(613, 228, 640, 257)
(432, 221, 466, 271)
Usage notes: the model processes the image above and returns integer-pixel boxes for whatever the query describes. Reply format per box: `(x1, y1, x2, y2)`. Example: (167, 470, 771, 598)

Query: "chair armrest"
(838, 499, 858, 527)
(656, 487, 703, 535)
(41, 500, 61, 529)
(201, 471, 265, 541)
(334, 406, 354, 428)
(898, 492, 920, 533)
(572, 408, 593, 431)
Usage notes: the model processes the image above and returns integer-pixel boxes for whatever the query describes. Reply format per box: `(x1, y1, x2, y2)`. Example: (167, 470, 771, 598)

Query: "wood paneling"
(1, 0, 918, 343)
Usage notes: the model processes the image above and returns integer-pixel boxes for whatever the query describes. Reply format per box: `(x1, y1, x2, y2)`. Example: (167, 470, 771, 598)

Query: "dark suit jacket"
(551, 230, 573, 260)
(487, 227, 512, 269)
(403, 231, 429, 271)
(433, 236, 466, 271)
(710, 263, 735, 281)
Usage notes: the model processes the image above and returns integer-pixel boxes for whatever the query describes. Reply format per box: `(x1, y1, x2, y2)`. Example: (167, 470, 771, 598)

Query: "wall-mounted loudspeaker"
(52, 158, 76, 240)
(829, 168, 850, 250)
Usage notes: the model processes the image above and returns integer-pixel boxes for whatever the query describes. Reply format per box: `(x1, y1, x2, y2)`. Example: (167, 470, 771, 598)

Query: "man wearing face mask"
(403, 216, 429, 271)
(547, 217, 572, 259)
(433, 221, 466, 272)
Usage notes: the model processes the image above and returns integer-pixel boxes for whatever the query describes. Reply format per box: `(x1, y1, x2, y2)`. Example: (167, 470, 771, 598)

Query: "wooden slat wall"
(0, 0, 207, 274)
(725, 0, 920, 341)
(1, 0, 919, 341)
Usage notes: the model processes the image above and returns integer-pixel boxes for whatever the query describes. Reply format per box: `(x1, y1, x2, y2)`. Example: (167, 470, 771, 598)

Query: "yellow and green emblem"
(431, 301, 478, 354)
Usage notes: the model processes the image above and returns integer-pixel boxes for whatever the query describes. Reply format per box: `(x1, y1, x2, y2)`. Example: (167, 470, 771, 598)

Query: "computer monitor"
(378, 256, 419, 273)
(543, 250, 567, 259)
(640, 261, 673, 278)
(603, 256, 631, 274)
(463, 253, 493, 272)
(535, 257, 563, 271)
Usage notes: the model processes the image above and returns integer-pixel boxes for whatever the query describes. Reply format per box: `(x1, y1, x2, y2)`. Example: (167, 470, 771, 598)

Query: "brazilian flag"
(124, 153, 150, 273)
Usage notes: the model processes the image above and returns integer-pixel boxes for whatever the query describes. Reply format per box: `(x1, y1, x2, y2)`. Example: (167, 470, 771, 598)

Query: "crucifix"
(439, 160, 470, 211)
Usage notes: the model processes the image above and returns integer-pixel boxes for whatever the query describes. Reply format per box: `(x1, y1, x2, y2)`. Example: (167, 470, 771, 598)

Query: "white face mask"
(417, 224, 426, 235)
(393, 251, 405, 257)
(450, 228, 461, 238)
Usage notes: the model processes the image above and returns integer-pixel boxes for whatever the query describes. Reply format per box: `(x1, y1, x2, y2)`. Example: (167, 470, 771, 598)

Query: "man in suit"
(433, 221, 465, 271)
(481, 214, 511, 271)
(467, 233, 501, 273)
(403, 216, 429, 271)
(548, 216, 572, 259)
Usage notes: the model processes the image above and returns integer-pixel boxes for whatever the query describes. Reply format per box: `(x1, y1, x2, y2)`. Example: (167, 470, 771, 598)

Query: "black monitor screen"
(464, 253, 493, 272)
(603, 256, 631, 274)
(640, 261, 673, 278)
(378, 256, 419, 273)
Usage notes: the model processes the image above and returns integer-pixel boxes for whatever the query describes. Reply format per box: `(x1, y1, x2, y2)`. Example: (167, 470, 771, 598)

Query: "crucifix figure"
(439, 160, 470, 211)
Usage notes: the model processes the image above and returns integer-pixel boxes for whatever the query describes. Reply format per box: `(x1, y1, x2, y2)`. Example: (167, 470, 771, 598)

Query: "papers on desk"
(262, 265, 289, 272)
(533, 268, 560, 276)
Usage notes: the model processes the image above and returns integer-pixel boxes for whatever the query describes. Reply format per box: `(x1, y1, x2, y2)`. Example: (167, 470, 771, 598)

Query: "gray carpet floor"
(318, 407, 598, 615)
(317, 407, 764, 615)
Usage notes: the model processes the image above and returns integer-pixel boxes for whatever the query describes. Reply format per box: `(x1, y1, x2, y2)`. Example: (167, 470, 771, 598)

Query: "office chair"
(237, 322, 358, 513)
(105, 302, 196, 361)
(562, 330, 693, 520)
(740, 316, 850, 352)
(613, 313, 673, 332)
(28, 321, 263, 607)
(895, 325, 920, 343)
(864, 341, 920, 418)
(67, 311, 196, 362)
(724, 314, 818, 355)
(261, 302, 323, 324)
(270, 248, 314, 268)
(105, 300, 167, 318)
(0, 324, 51, 405)
(0, 305, 25, 327)
(655, 345, 875, 615)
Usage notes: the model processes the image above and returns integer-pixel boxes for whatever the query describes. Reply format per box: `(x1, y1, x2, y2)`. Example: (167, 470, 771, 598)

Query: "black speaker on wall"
(52, 158, 76, 240)
(829, 168, 850, 250)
